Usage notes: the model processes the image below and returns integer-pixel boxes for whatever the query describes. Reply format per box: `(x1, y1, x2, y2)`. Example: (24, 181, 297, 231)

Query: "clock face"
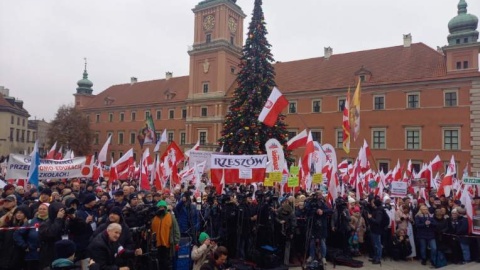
(203, 15, 215, 31)
(228, 17, 237, 33)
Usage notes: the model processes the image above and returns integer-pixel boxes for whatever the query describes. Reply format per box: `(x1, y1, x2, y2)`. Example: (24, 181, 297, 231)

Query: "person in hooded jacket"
(14, 202, 49, 270)
(448, 207, 470, 264)
(415, 205, 437, 266)
(0, 205, 30, 270)
(39, 202, 68, 270)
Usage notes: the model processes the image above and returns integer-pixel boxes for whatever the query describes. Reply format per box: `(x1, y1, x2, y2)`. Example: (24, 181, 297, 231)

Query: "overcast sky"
(1, 0, 477, 122)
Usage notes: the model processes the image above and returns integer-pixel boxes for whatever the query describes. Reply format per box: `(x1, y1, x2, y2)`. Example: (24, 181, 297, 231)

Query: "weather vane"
(84, 57, 87, 71)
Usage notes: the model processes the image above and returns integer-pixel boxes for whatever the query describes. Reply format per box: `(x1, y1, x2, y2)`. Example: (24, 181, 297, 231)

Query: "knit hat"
(3, 184, 15, 191)
(3, 194, 17, 202)
(40, 188, 52, 196)
(353, 206, 361, 213)
(109, 206, 123, 217)
(83, 193, 96, 205)
(348, 197, 355, 204)
(156, 200, 168, 208)
(13, 205, 32, 220)
(54, 239, 76, 259)
(198, 232, 209, 244)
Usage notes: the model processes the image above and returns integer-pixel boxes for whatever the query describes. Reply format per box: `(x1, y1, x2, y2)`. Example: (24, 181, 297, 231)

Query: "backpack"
(381, 209, 390, 229)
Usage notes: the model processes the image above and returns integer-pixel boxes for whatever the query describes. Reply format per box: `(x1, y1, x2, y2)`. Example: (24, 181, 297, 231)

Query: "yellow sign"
(270, 172, 283, 182)
(264, 177, 273, 187)
(312, 173, 323, 184)
(290, 166, 299, 176)
(288, 176, 299, 187)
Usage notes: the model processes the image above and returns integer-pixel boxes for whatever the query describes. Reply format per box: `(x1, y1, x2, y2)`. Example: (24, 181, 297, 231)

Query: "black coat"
(87, 231, 135, 270)
(0, 224, 25, 269)
(39, 202, 66, 269)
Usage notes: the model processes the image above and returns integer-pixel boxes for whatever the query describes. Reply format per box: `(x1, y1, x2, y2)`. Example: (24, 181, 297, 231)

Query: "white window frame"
(288, 101, 297, 114)
(405, 127, 422, 150)
(199, 130, 208, 145)
(312, 99, 322, 113)
(406, 92, 420, 109)
(371, 128, 387, 149)
(444, 89, 458, 107)
(442, 127, 460, 150)
(373, 94, 385, 110)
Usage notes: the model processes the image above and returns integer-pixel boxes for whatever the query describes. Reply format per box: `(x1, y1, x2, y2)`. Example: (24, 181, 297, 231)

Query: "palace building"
(75, 0, 480, 173)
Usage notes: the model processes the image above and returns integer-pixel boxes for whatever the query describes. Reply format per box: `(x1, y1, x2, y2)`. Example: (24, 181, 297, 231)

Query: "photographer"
(192, 232, 217, 270)
(307, 191, 332, 266)
(151, 200, 180, 270)
(73, 194, 98, 270)
(175, 191, 200, 242)
(123, 194, 142, 228)
(39, 202, 68, 269)
(220, 192, 239, 256)
(331, 197, 351, 256)
(236, 192, 256, 260)
(203, 192, 221, 239)
(275, 196, 296, 265)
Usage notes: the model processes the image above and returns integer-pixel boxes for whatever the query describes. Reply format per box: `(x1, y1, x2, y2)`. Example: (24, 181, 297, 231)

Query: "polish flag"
(358, 139, 371, 171)
(301, 131, 315, 184)
(438, 155, 456, 197)
(108, 159, 117, 187)
(154, 129, 168, 152)
(430, 155, 442, 172)
(46, 141, 57, 159)
(185, 140, 200, 157)
(460, 185, 474, 234)
(287, 129, 308, 150)
(114, 148, 134, 174)
(98, 135, 112, 164)
(140, 148, 151, 191)
(54, 146, 63, 160)
(258, 87, 289, 127)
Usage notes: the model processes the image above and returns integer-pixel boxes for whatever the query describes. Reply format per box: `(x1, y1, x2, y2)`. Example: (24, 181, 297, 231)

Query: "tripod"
(301, 216, 314, 270)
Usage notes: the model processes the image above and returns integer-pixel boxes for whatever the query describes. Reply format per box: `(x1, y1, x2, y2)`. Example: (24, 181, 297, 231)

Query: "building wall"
(0, 112, 32, 155)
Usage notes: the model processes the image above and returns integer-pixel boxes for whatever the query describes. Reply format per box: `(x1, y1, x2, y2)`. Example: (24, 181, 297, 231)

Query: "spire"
(458, 0, 467, 15)
(76, 57, 93, 95)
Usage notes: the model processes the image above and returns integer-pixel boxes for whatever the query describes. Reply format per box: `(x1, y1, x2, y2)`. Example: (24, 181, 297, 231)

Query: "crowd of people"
(0, 177, 480, 270)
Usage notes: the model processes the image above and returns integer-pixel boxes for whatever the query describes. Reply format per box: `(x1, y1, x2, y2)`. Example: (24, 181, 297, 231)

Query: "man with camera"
(307, 191, 332, 266)
(175, 191, 200, 242)
(151, 200, 180, 270)
(192, 232, 218, 270)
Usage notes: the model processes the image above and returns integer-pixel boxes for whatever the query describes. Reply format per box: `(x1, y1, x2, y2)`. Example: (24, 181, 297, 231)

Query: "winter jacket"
(414, 214, 436, 240)
(368, 207, 384, 235)
(0, 221, 26, 269)
(88, 231, 136, 270)
(349, 214, 366, 243)
(192, 243, 217, 270)
(13, 216, 48, 261)
(39, 202, 67, 269)
(175, 200, 200, 234)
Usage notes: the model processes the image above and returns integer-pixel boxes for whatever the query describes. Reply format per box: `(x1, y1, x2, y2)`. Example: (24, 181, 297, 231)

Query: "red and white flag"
(430, 155, 442, 172)
(46, 141, 57, 159)
(98, 135, 112, 164)
(185, 140, 200, 157)
(114, 148, 134, 175)
(258, 87, 289, 127)
(287, 129, 308, 150)
(140, 148, 152, 190)
(54, 146, 63, 160)
(438, 155, 456, 197)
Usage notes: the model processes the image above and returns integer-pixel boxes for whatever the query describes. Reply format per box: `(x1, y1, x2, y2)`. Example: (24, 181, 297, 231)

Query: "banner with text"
(188, 150, 214, 171)
(265, 139, 285, 173)
(6, 154, 93, 180)
(210, 154, 267, 193)
(390, 181, 408, 197)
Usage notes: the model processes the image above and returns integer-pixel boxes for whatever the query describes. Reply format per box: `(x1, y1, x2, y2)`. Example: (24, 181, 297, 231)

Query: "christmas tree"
(218, 0, 293, 164)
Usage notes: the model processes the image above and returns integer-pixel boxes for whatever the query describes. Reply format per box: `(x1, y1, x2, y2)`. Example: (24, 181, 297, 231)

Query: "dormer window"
(354, 66, 372, 83)
(359, 75, 366, 82)
(164, 89, 176, 100)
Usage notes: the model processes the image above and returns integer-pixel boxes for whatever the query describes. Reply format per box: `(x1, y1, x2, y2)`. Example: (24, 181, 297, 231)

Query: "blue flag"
(28, 140, 40, 187)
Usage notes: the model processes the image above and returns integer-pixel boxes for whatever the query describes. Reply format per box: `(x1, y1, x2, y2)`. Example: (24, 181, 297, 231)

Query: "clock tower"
(186, 0, 246, 149)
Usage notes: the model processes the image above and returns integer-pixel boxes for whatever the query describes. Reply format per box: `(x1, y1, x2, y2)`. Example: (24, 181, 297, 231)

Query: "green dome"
(76, 69, 93, 95)
(447, 0, 479, 45)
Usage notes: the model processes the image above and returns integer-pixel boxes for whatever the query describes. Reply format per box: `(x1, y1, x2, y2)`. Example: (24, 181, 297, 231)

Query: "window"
(312, 100, 321, 113)
(338, 98, 346, 111)
(168, 132, 174, 143)
(109, 113, 113, 122)
(374, 95, 384, 110)
(9, 128, 13, 141)
(120, 113, 125, 122)
(311, 131, 322, 143)
(145, 111, 150, 119)
(118, 132, 124, 145)
(119, 152, 123, 158)
(407, 93, 419, 108)
(378, 162, 389, 173)
(201, 107, 208, 117)
(27, 130, 30, 142)
(182, 109, 187, 119)
(359, 75, 366, 82)
(456, 39, 461, 44)
(169, 109, 174, 119)
(336, 129, 343, 149)
(156, 132, 161, 141)
(94, 133, 99, 145)
(288, 102, 297, 114)
(180, 132, 186, 145)
(206, 34, 211, 43)
(464, 37, 469, 43)
(156, 110, 161, 120)
(32, 132, 36, 141)
(108, 132, 113, 144)
(22, 119, 25, 126)
(203, 83, 209, 93)
(372, 129, 386, 149)
(130, 133, 136, 144)
(16, 129, 19, 142)
(10, 116, 13, 124)
(443, 129, 459, 150)
(463, 61, 469, 69)
(96, 114, 100, 123)
(230, 36, 234, 45)
(17, 117, 20, 125)
(456, 61, 462, 70)
(131, 112, 136, 121)
(444, 91, 457, 107)
(111, 152, 115, 160)
(406, 128, 421, 150)
(288, 131, 297, 140)
(21, 130, 25, 142)
(199, 131, 207, 145)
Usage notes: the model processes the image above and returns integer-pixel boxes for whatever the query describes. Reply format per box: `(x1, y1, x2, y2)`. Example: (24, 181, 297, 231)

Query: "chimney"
(324, 47, 333, 59)
(403, 33, 412, 47)
(130, 77, 137, 84)
(166, 72, 173, 80)
(436, 46, 444, 55)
